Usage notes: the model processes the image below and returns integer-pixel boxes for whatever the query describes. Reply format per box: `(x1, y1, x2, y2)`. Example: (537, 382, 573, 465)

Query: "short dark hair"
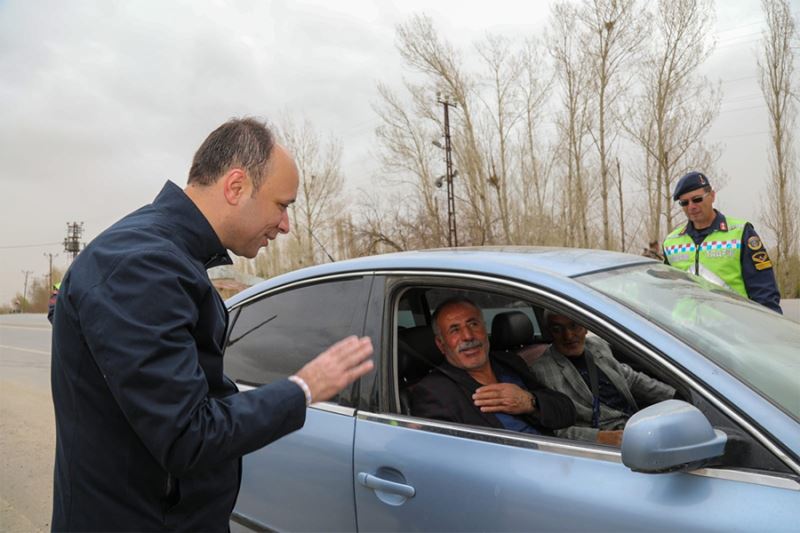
(431, 297, 483, 339)
(188, 117, 275, 191)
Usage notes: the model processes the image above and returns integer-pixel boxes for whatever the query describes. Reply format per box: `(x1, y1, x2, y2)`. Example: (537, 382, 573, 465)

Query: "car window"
(416, 288, 543, 336)
(226, 277, 369, 387)
(389, 280, 792, 475)
(393, 285, 549, 414)
(397, 309, 416, 329)
(580, 263, 800, 421)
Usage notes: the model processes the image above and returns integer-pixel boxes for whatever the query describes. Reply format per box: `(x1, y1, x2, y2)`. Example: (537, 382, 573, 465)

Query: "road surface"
(0, 313, 53, 532)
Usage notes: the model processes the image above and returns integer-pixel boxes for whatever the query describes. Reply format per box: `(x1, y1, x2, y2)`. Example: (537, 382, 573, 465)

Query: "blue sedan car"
(224, 247, 799, 532)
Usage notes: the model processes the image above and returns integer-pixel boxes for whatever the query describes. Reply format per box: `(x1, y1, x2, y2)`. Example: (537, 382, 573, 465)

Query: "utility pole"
(44, 252, 59, 289)
(616, 158, 625, 252)
(64, 222, 84, 261)
(437, 92, 458, 248)
(21, 269, 33, 312)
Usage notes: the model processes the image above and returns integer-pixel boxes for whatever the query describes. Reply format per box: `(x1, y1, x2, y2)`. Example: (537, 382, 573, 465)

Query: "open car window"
(388, 280, 792, 476)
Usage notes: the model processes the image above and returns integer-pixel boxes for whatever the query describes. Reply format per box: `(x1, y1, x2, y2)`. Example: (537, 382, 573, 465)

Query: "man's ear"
(222, 168, 248, 205)
(434, 335, 446, 355)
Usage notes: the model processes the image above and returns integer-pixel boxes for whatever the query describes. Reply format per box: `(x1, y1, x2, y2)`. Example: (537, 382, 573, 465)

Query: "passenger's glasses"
(549, 323, 583, 335)
(678, 192, 710, 207)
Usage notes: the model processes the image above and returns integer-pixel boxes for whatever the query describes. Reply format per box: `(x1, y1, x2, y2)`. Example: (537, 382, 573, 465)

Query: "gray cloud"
(0, 0, 792, 304)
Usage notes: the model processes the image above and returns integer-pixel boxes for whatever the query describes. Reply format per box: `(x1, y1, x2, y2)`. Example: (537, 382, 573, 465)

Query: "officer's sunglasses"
(677, 192, 710, 207)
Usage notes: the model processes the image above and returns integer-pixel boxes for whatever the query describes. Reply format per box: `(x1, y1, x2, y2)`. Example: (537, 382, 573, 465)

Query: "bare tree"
(277, 117, 345, 268)
(365, 5, 725, 256)
(396, 14, 496, 244)
(759, 0, 799, 296)
(516, 38, 556, 236)
(579, 0, 648, 249)
(476, 33, 525, 242)
(369, 15, 563, 249)
(550, 2, 593, 247)
(373, 82, 446, 246)
(351, 188, 443, 253)
(625, 0, 720, 242)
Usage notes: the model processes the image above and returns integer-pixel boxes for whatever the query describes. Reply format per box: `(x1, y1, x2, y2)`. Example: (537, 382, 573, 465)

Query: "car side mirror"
(621, 399, 727, 474)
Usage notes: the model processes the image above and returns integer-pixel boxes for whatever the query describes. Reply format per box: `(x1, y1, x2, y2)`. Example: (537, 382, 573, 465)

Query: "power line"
(710, 130, 770, 140)
(716, 36, 761, 49)
(722, 93, 763, 104)
(715, 20, 765, 34)
(0, 241, 62, 250)
(721, 74, 759, 84)
(719, 103, 767, 114)
(63, 222, 85, 261)
(718, 30, 763, 42)
(714, 11, 799, 33)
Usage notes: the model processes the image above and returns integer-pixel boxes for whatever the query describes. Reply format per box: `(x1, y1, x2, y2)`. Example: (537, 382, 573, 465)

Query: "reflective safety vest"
(663, 217, 748, 297)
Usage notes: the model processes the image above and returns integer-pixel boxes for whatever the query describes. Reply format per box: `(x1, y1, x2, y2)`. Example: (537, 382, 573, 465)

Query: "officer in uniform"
(662, 171, 782, 313)
(47, 281, 60, 323)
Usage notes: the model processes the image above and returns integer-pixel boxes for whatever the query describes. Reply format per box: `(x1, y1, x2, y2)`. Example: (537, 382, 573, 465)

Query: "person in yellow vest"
(47, 281, 61, 324)
(662, 171, 782, 313)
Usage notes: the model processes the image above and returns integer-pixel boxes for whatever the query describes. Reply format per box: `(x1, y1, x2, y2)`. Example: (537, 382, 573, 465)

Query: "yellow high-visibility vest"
(663, 217, 748, 297)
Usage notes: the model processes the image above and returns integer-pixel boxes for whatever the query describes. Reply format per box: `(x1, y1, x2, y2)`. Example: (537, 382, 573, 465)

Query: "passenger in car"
(529, 311, 676, 446)
(410, 298, 576, 434)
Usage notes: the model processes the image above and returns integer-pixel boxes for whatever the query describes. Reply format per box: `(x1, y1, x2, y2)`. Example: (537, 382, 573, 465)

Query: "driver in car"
(410, 298, 576, 434)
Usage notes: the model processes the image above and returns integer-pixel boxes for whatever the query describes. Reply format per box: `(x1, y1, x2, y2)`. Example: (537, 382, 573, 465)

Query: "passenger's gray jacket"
(529, 336, 675, 442)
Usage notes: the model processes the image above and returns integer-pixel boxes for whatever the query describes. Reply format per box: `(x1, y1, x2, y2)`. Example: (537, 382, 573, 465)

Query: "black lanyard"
(585, 354, 601, 429)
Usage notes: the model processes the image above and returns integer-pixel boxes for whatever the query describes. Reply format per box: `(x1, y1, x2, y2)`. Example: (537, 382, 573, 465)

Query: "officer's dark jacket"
(410, 351, 577, 431)
(51, 181, 306, 532)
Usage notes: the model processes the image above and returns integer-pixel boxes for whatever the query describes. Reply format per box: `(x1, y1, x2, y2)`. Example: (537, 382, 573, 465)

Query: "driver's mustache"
(458, 339, 483, 352)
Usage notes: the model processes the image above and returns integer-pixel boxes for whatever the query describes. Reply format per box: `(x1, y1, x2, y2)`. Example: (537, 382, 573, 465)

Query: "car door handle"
(357, 472, 416, 498)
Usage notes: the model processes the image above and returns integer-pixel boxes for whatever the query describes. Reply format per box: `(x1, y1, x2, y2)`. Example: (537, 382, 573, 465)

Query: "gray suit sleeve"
(589, 337, 675, 405)
(618, 362, 676, 404)
(555, 425, 600, 442)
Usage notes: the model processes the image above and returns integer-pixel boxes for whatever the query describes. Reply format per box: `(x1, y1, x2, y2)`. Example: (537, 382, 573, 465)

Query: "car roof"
(226, 246, 655, 307)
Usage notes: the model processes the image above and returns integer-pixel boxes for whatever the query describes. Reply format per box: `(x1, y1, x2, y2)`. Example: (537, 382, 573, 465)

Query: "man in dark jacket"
(410, 298, 575, 433)
(50, 118, 373, 532)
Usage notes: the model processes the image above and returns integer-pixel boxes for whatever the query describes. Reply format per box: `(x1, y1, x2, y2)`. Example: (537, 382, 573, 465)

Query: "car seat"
(397, 325, 443, 415)
(490, 311, 550, 366)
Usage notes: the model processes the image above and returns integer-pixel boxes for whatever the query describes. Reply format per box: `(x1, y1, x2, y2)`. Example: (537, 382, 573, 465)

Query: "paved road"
(0, 314, 53, 532)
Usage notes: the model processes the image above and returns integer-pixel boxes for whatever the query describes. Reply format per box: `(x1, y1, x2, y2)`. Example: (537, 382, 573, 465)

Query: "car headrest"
(398, 325, 444, 385)
(491, 311, 534, 350)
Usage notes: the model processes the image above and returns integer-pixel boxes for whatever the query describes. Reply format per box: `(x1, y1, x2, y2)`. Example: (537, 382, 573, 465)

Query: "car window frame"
(225, 272, 374, 409)
(365, 271, 800, 488)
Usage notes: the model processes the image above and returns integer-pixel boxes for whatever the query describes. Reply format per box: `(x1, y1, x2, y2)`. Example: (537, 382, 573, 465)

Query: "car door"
(226, 275, 373, 532)
(352, 275, 800, 531)
(353, 411, 799, 531)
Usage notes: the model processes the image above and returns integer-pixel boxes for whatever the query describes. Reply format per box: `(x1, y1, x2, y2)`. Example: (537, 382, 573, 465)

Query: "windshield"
(580, 263, 800, 421)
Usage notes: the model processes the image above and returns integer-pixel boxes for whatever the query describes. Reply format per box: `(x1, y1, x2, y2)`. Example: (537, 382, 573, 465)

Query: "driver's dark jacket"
(410, 351, 576, 431)
(51, 181, 306, 532)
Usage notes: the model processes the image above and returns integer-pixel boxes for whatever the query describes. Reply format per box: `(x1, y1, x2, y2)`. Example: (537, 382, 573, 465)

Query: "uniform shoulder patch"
(747, 236, 763, 251)
(751, 248, 773, 270)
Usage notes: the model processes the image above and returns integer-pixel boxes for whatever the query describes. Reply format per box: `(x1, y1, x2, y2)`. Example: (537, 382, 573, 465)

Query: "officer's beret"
(673, 171, 711, 200)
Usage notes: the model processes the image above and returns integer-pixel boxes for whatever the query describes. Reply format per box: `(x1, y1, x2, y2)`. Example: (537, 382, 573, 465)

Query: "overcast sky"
(0, 0, 796, 305)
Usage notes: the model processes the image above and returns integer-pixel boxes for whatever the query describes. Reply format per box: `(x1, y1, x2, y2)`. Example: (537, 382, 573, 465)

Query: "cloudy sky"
(0, 0, 795, 305)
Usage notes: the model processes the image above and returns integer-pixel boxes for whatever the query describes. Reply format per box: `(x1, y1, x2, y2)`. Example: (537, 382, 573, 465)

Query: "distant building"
(207, 265, 264, 300)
